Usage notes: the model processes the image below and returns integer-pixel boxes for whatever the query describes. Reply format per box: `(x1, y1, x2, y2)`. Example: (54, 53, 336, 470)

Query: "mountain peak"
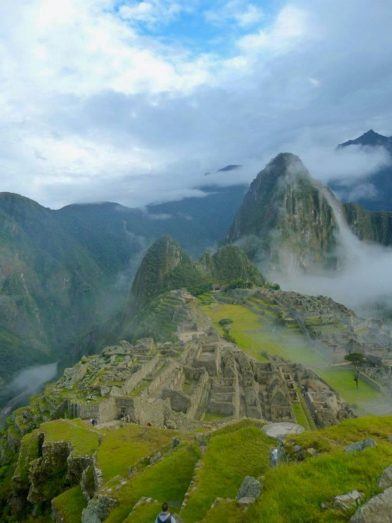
(338, 129, 392, 150)
(228, 153, 340, 272)
(266, 152, 307, 177)
(131, 235, 205, 300)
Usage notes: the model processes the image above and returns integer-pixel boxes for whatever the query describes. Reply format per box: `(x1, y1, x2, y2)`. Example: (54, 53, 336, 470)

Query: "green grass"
(286, 415, 392, 451)
(40, 419, 99, 456)
(292, 403, 312, 430)
(14, 430, 40, 485)
(203, 302, 325, 366)
(316, 368, 385, 414)
(10, 416, 392, 523)
(180, 422, 273, 522)
(105, 444, 200, 523)
(203, 301, 390, 415)
(52, 486, 87, 523)
(202, 499, 246, 522)
(246, 417, 392, 522)
(203, 303, 269, 361)
(96, 424, 174, 480)
(122, 499, 162, 522)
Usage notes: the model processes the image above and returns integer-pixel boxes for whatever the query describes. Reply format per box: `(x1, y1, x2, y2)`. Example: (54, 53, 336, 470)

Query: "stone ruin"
(59, 329, 352, 430)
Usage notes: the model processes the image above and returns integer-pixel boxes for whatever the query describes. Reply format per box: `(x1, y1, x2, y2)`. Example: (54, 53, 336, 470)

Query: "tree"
(345, 352, 366, 368)
(345, 352, 366, 390)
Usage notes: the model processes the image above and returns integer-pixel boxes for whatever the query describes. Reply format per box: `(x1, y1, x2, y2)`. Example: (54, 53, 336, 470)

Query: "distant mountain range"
(0, 185, 246, 389)
(1, 135, 392, 390)
(330, 129, 392, 211)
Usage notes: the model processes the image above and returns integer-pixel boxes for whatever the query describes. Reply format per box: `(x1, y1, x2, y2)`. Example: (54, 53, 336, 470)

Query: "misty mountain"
(227, 152, 392, 279)
(0, 192, 106, 387)
(330, 129, 392, 211)
(0, 185, 246, 387)
(228, 153, 341, 273)
(1, 154, 392, 390)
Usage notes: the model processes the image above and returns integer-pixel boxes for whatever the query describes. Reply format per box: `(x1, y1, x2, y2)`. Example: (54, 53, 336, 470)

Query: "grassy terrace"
(201, 300, 390, 415)
(97, 424, 175, 480)
(246, 416, 392, 522)
(13, 416, 392, 522)
(106, 444, 200, 522)
(203, 302, 327, 366)
(52, 486, 87, 523)
(180, 420, 273, 522)
(40, 419, 100, 456)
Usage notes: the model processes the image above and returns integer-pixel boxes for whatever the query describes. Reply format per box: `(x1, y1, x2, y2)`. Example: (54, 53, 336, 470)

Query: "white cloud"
(298, 145, 391, 184)
(205, 1, 263, 28)
(238, 5, 310, 53)
(0, 0, 392, 209)
(118, 1, 186, 26)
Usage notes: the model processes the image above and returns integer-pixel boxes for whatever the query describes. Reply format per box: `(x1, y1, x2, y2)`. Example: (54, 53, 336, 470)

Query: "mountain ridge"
(332, 129, 392, 210)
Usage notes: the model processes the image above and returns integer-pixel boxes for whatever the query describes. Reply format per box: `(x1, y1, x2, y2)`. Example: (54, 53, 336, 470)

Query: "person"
(270, 447, 279, 467)
(155, 502, 176, 523)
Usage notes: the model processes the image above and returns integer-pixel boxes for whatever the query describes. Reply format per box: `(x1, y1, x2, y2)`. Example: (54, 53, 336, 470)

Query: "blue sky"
(112, 0, 282, 56)
(0, 0, 391, 208)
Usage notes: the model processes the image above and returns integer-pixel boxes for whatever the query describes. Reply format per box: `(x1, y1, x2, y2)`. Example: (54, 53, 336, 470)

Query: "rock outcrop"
(228, 153, 340, 273)
(350, 487, 392, 523)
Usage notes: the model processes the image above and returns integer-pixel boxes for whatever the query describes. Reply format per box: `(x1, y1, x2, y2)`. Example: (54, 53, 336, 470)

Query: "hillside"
(0, 193, 105, 389)
(2, 411, 391, 521)
(0, 235, 391, 521)
(0, 185, 246, 391)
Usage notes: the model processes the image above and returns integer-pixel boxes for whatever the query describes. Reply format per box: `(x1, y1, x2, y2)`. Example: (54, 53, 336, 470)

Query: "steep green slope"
(2, 416, 391, 522)
(343, 202, 392, 246)
(199, 244, 265, 287)
(0, 184, 246, 388)
(0, 193, 104, 384)
(131, 236, 210, 301)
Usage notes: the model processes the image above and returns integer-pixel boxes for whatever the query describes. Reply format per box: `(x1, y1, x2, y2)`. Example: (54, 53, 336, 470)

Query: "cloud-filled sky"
(0, 0, 392, 208)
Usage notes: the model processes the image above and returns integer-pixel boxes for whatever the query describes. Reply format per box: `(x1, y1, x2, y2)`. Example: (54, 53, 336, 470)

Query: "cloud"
(269, 189, 392, 312)
(0, 0, 392, 208)
(297, 144, 391, 184)
(118, 1, 187, 27)
(237, 5, 309, 54)
(205, 1, 264, 28)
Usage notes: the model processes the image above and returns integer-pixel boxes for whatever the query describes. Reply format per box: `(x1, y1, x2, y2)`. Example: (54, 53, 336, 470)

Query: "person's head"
(162, 502, 169, 513)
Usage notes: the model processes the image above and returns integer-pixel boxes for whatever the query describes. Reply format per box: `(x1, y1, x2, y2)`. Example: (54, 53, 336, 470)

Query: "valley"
(0, 151, 392, 522)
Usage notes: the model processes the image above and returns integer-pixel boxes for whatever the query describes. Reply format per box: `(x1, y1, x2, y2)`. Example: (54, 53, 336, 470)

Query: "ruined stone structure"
(59, 327, 351, 429)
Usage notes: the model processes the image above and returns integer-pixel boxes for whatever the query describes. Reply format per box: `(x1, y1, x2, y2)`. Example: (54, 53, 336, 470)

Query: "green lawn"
(180, 421, 273, 522)
(203, 302, 327, 366)
(52, 486, 87, 523)
(202, 499, 246, 522)
(105, 444, 200, 523)
(96, 424, 174, 480)
(122, 500, 162, 522)
(247, 416, 392, 522)
(316, 368, 387, 414)
(40, 419, 99, 456)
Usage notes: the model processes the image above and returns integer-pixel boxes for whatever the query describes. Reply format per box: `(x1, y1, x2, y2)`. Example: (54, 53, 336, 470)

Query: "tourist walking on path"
(155, 502, 176, 522)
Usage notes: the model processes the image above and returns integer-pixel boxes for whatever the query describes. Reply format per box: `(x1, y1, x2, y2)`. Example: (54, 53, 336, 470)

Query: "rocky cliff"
(228, 153, 340, 273)
(343, 202, 392, 246)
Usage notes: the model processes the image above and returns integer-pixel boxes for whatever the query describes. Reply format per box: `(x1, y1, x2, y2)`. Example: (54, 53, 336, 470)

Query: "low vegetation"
(4, 416, 392, 522)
